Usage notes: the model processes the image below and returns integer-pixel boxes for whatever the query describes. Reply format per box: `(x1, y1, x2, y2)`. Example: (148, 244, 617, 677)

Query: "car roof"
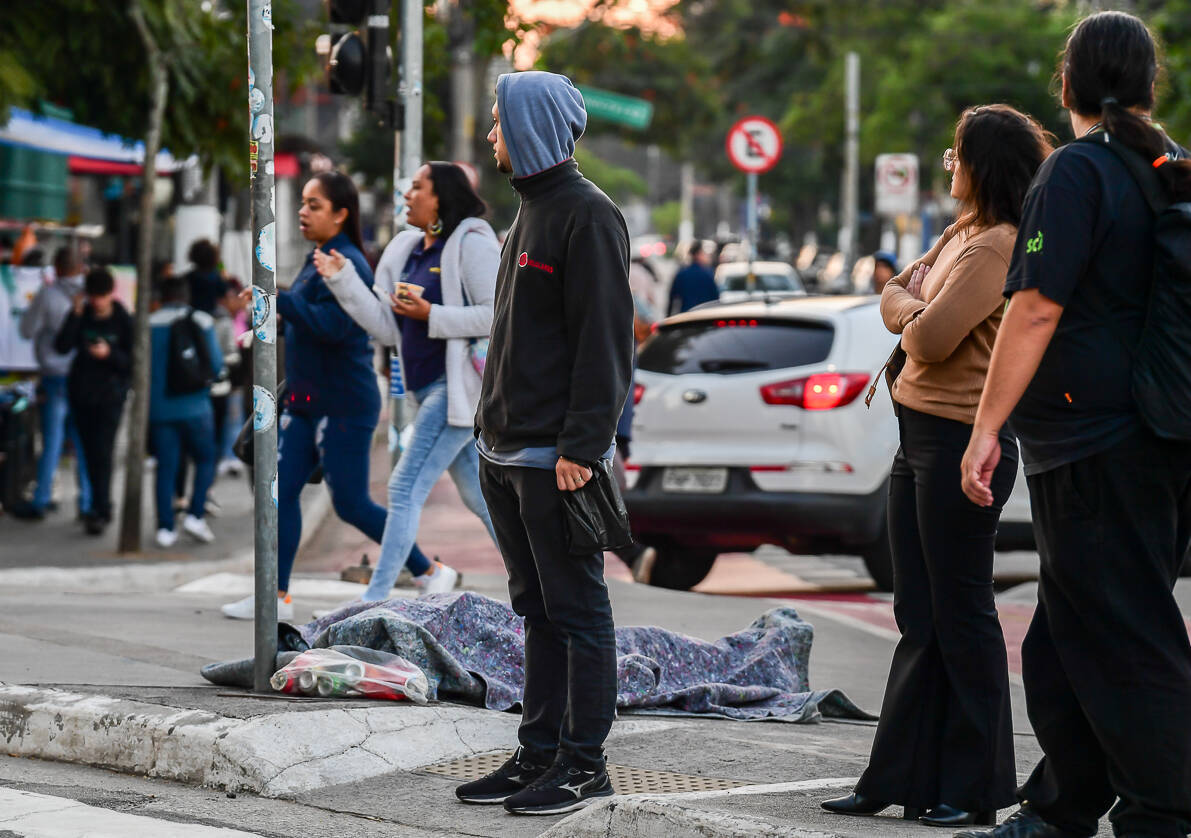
(669, 294, 878, 324)
(714, 261, 795, 276)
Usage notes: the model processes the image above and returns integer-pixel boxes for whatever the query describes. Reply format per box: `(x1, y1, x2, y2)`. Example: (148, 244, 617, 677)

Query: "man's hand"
(88, 339, 110, 360)
(961, 428, 1001, 507)
(313, 248, 346, 279)
(556, 457, 594, 492)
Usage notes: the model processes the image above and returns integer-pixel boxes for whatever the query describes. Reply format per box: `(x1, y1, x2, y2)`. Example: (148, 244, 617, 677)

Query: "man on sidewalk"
(14, 247, 91, 521)
(148, 276, 223, 548)
(455, 71, 633, 816)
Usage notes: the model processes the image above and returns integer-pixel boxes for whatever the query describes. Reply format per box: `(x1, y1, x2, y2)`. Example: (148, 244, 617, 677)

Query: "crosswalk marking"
(0, 786, 262, 838)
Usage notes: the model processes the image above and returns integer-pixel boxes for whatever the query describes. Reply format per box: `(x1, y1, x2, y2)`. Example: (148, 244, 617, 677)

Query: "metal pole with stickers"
(247, 0, 279, 692)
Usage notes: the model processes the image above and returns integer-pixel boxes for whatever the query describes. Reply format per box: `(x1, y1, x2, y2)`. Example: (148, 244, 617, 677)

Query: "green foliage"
(536, 22, 720, 159)
(1, 0, 319, 181)
(650, 200, 682, 238)
(1151, 0, 1191, 144)
(574, 148, 647, 205)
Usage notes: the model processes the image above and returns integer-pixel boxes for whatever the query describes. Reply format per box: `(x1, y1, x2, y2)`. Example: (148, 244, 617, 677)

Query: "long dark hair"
(1062, 10, 1191, 201)
(309, 171, 364, 251)
(426, 162, 487, 240)
(954, 105, 1055, 230)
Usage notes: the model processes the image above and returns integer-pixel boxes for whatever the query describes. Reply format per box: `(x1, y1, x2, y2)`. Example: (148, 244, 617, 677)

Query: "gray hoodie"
(496, 71, 587, 178)
(19, 273, 84, 376)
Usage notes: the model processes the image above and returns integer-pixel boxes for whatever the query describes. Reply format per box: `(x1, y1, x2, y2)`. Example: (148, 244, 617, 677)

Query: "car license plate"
(661, 467, 729, 494)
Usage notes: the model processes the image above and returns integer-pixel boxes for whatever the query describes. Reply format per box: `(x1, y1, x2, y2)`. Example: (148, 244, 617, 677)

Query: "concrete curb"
(546, 779, 859, 838)
(0, 485, 331, 594)
(0, 683, 517, 798)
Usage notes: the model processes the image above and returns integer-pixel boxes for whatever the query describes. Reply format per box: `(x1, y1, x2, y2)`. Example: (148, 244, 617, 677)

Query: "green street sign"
(577, 86, 654, 130)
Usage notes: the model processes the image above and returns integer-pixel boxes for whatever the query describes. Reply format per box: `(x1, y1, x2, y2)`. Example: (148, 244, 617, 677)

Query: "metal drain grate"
(421, 750, 753, 795)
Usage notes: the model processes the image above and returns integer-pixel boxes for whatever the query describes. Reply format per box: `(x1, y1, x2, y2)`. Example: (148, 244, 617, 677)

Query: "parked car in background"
(624, 295, 1035, 590)
(715, 261, 806, 304)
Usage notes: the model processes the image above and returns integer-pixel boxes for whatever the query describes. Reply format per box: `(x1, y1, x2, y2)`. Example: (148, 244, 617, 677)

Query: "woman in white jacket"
(315, 162, 499, 600)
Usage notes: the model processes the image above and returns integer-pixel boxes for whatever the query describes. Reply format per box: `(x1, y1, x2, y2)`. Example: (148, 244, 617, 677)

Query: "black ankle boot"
(821, 793, 922, 819)
(919, 804, 996, 827)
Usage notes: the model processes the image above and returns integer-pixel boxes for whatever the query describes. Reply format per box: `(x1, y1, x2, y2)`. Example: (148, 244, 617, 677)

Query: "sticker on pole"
(253, 385, 276, 432)
(252, 287, 276, 345)
(726, 116, 783, 174)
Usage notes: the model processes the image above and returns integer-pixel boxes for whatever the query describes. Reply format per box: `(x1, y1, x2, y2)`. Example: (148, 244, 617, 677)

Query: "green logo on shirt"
(1026, 230, 1044, 254)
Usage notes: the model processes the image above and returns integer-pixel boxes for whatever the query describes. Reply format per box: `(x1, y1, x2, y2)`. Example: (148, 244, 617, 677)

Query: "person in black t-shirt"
(54, 268, 134, 535)
(958, 12, 1191, 838)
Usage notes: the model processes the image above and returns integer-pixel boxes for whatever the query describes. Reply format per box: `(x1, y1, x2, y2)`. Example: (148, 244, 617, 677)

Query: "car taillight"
(760, 372, 870, 410)
(633, 383, 645, 405)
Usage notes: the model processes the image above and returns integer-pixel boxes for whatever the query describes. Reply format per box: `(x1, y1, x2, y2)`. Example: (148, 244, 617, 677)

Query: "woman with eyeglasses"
(821, 105, 1053, 828)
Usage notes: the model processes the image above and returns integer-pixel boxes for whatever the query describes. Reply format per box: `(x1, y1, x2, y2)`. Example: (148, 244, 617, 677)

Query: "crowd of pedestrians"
(11, 238, 246, 542)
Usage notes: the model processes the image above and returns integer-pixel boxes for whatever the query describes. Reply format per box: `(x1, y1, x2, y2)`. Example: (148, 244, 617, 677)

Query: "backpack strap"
(1074, 133, 1171, 216)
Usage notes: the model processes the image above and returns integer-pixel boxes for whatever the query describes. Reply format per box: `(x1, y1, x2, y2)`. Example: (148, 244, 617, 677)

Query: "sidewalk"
(0, 439, 1143, 837)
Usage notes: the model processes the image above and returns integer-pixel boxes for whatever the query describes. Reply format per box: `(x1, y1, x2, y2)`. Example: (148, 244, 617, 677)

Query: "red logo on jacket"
(517, 251, 554, 274)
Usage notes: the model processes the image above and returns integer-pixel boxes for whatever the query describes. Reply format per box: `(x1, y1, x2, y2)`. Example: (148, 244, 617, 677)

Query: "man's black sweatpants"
(479, 459, 617, 769)
(1018, 430, 1191, 838)
(72, 397, 124, 522)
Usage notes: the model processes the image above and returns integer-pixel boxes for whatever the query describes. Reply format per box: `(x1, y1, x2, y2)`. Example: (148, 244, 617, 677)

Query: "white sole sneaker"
(221, 594, 293, 621)
(418, 564, 460, 597)
(155, 529, 178, 548)
(182, 514, 215, 544)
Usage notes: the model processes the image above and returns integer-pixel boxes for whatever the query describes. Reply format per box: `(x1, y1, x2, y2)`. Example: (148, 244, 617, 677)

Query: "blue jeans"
(34, 375, 91, 514)
(277, 411, 433, 593)
(151, 414, 217, 532)
(364, 378, 497, 601)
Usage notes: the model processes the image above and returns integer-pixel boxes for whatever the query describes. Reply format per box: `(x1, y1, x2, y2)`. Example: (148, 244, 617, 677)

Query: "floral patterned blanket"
(290, 592, 871, 722)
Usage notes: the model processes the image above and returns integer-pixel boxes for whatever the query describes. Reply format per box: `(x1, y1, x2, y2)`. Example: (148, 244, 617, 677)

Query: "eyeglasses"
(943, 149, 958, 172)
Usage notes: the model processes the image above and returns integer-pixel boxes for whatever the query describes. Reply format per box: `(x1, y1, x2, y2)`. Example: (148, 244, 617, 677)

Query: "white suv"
(624, 295, 1034, 590)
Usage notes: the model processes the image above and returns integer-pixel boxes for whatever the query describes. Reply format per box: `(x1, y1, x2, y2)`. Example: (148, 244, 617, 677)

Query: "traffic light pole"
(247, 0, 279, 693)
(389, 0, 422, 462)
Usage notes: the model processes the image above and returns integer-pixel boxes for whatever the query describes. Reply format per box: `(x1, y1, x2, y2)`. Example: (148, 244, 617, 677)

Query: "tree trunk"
(118, 1, 169, 554)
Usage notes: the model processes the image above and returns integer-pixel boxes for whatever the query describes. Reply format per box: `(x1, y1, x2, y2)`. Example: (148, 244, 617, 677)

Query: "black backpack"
(167, 308, 214, 396)
(1076, 133, 1191, 441)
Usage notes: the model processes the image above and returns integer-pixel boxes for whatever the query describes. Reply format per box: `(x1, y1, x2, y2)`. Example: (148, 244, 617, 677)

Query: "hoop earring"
(429, 216, 443, 236)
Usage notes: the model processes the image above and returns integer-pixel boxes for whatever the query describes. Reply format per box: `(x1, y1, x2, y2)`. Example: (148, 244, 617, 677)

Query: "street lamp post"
(246, 0, 279, 693)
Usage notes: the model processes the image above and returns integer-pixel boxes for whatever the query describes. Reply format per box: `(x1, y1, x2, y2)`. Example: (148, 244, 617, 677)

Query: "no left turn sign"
(726, 116, 783, 174)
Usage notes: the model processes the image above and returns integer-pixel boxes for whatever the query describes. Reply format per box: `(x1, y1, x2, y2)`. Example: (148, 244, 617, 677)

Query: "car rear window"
(639, 318, 834, 375)
(722, 273, 798, 292)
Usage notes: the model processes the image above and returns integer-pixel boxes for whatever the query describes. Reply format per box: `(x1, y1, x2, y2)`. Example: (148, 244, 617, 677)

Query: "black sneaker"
(9, 501, 46, 521)
(955, 807, 1082, 838)
(455, 747, 551, 805)
(502, 758, 614, 816)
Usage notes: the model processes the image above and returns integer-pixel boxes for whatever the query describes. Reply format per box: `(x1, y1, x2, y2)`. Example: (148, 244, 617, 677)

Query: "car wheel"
(648, 549, 718, 591)
(861, 520, 894, 592)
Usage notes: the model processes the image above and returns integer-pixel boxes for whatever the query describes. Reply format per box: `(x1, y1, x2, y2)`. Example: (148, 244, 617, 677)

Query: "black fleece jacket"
(476, 160, 634, 464)
(55, 302, 134, 406)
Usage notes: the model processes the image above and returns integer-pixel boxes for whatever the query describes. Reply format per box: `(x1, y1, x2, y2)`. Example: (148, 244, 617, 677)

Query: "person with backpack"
(148, 276, 223, 548)
(958, 12, 1191, 838)
(54, 267, 133, 536)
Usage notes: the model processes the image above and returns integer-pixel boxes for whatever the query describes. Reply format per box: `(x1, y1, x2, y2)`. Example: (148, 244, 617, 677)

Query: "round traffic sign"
(726, 116, 783, 174)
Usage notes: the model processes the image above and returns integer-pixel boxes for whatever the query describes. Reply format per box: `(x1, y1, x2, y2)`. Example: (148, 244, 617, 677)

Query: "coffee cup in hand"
(396, 282, 425, 301)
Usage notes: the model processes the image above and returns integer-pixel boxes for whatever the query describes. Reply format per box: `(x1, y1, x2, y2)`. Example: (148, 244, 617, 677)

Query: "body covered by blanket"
(276, 592, 870, 722)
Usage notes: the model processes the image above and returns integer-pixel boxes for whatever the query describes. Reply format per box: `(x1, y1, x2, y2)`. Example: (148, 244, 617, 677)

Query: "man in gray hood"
(14, 247, 91, 520)
(458, 71, 634, 816)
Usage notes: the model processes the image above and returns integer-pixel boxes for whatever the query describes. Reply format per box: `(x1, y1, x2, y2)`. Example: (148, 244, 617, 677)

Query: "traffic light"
(320, 0, 393, 122)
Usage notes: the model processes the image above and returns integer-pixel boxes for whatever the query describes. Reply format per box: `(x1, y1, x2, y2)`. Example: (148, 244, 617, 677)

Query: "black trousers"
(71, 397, 125, 521)
(479, 460, 617, 769)
(1017, 430, 1191, 838)
(856, 406, 1018, 811)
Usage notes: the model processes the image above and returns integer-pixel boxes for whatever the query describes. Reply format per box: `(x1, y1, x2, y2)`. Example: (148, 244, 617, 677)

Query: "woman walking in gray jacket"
(315, 162, 499, 600)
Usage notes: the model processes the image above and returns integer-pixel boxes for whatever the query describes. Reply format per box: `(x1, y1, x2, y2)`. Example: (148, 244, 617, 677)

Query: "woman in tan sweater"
(822, 105, 1053, 828)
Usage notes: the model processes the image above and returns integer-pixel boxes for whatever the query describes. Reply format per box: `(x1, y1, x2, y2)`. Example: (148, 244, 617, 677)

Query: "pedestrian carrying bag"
(458, 279, 489, 376)
(1076, 134, 1191, 441)
(166, 308, 214, 395)
(865, 340, 907, 410)
(560, 459, 634, 555)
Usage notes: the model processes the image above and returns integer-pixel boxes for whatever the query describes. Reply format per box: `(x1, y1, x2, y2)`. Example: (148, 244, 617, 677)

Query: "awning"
(0, 108, 188, 174)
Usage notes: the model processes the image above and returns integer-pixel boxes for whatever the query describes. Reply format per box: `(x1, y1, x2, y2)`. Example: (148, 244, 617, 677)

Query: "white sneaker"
(155, 528, 178, 548)
(221, 594, 293, 621)
(182, 514, 215, 543)
(417, 563, 460, 597)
